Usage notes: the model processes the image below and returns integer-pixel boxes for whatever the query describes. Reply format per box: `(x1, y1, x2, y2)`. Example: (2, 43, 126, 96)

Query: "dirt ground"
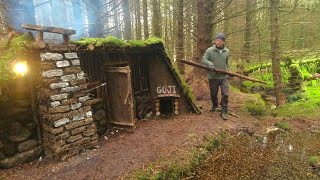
(0, 77, 318, 180)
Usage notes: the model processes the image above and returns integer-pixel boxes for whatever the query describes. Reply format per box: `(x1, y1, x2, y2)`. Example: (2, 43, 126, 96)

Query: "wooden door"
(105, 66, 135, 126)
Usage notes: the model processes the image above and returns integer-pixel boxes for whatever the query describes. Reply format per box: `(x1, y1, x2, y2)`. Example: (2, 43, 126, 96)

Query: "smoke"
(6, 0, 105, 40)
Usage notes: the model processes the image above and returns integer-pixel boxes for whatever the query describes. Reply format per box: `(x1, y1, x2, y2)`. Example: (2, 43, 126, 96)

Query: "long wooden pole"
(178, 59, 267, 84)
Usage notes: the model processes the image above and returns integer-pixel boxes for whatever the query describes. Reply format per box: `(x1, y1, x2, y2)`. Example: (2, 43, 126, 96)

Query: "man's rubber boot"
(221, 113, 228, 120)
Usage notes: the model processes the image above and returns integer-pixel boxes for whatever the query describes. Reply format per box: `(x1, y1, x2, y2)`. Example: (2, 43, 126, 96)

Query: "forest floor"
(0, 76, 319, 180)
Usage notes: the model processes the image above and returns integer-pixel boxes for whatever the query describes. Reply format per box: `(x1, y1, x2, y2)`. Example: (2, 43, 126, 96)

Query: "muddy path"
(1, 77, 318, 180)
(0, 103, 256, 180)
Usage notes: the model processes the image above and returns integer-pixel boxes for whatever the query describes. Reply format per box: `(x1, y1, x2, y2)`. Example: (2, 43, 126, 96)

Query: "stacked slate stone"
(0, 79, 41, 168)
(39, 52, 98, 160)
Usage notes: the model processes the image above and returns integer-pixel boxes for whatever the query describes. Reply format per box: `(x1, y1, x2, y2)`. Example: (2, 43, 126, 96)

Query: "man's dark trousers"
(209, 78, 229, 113)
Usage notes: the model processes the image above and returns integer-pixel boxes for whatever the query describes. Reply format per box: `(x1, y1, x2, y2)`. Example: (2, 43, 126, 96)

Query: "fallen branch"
(178, 59, 268, 84)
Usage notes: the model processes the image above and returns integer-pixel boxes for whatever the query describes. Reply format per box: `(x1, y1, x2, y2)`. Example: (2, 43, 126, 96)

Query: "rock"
(42, 69, 64, 78)
(79, 95, 90, 102)
(7, 122, 32, 143)
(93, 110, 106, 121)
(71, 102, 82, 110)
(73, 114, 85, 121)
(56, 60, 70, 68)
(40, 53, 63, 61)
(146, 111, 153, 119)
(67, 134, 82, 143)
(64, 53, 78, 59)
(61, 74, 76, 82)
(48, 105, 71, 113)
(0, 147, 42, 168)
(14, 99, 31, 108)
(49, 82, 69, 89)
(51, 101, 61, 107)
(71, 59, 80, 66)
(3, 143, 17, 157)
(0, 151, 5, 160)
(18, 140, 38, 152)
(65, 67, 82, 74)
(77, 71, 86, 79)
(54, 118, 70, 127)
(61, 86, 80, 93)
(65, 118, 93, 130)
(50, 93, 68, 101)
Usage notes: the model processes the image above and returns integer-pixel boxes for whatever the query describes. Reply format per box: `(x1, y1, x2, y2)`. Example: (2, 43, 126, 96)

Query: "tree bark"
(242, 0, 256, 63)
(123, 0, 132, 40)
(195, 0, 213, 75)
(142, 0, 149, 39)
(152, 0, 161, 37)
(135, 0, 142, 40)
(270, 0, 286, 106)
(176, 0, 185, 74)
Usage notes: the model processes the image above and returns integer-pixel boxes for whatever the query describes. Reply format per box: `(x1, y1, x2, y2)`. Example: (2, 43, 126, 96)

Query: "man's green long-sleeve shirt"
(201, 45, 230, 80)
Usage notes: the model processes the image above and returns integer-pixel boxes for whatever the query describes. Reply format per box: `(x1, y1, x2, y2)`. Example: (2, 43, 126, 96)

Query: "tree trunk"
(184, 1, 194, 62)
(270, 0, 286, 106)
(0, 0, 8, 34)
(176, 0, 185, 74)
(112, 0, 122, 38)
(195, 0, 213, 75)
(142, 0, 149, 39)
(243, 0, 256, 63)
(152, 0, 161, 37)
(135, 0, 142, 40)
(123, 0, 132, 40)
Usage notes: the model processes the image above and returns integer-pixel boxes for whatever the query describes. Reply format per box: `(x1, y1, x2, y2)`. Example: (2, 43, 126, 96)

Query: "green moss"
(0, 34, 32, 83)
(308, 155, 320, 166)
(274, 122, 291, 131)
(131, 132, 226, 180)
(72, 36, 163, 48)
(272, 85, 320, 119)
(172, 65, 195, 102)
(242, 80, 255, 89)
(127, 40, 146, 47)
(244, 94, 266, 116)
(145, 37, 163, 45)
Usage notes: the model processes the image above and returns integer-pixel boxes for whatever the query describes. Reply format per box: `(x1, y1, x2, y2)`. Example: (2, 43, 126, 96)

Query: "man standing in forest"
(202, 32, 230, 120)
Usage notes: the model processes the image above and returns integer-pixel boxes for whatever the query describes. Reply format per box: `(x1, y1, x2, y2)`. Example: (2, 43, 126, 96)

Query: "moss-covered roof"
(73, 36, 200, 114)
(71, 36, 163, 48)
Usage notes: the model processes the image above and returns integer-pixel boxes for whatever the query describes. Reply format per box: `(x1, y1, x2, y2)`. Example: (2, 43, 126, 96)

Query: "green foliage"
(127, 40, 146, 47)
(132, 133, 226, 180)
(172, 65, 195, 102)
(244, 94, 267, 116)
(145, 37, 163, 45)
(0, 35, 32, 83)
(242, 80, 255, 89)
(272, 85, 320, 118)
(286, 91, 306, 103)
(72, 36, 163, 48)
(308, 155, 320, 166)
(274, 121, 291, 131)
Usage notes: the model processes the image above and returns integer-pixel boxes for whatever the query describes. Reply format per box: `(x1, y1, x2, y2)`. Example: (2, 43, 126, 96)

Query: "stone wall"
(39, 52, 98, 160)
(0, 78, 41, 168)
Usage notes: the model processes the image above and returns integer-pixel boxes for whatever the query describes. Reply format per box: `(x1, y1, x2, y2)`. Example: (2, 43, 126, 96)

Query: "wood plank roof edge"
(21, 24, 76, 35)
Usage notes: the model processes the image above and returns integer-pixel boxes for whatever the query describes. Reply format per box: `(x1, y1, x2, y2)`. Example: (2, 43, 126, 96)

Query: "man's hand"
(209, 64, 215, 71)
